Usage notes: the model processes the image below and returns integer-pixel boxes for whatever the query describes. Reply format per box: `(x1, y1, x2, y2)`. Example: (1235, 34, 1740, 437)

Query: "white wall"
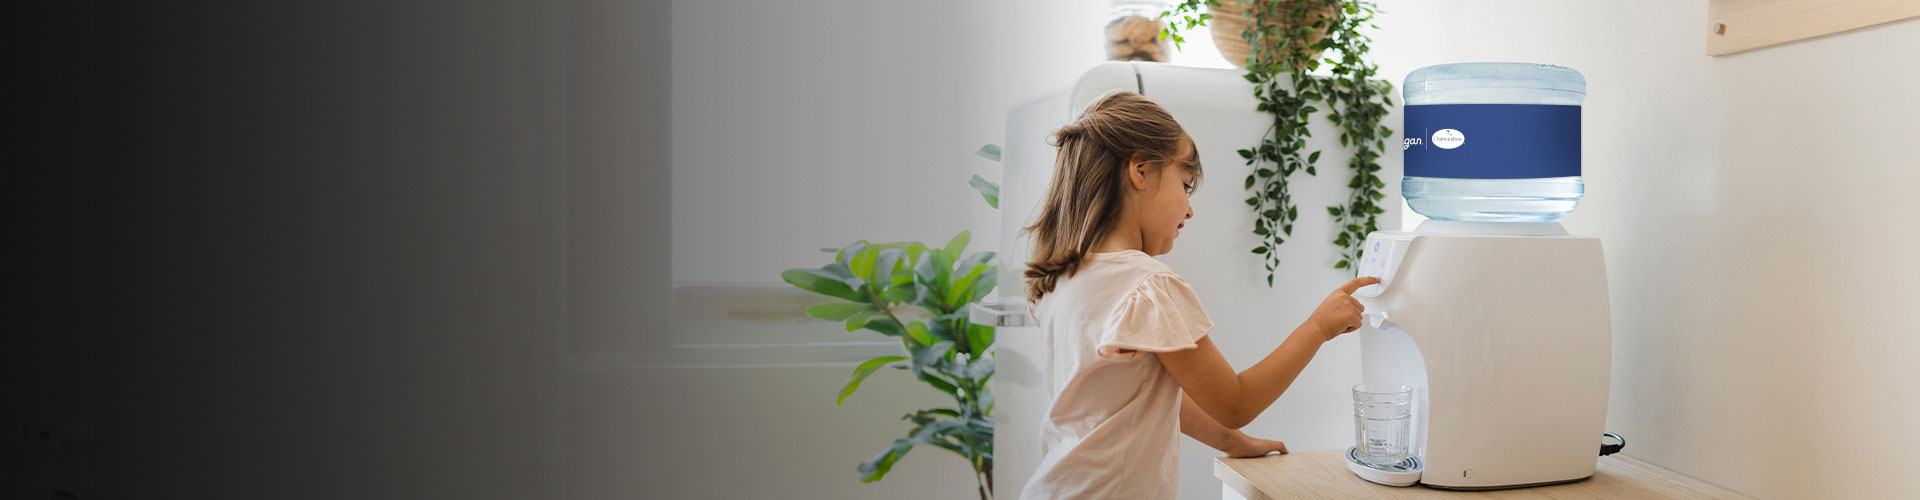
(1367, 2, 1920, 498)
(668, 0, 1113, 284)
(559, 1, 1117, 499)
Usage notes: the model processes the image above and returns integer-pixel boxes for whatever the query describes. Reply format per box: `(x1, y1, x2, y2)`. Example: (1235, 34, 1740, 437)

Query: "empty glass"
(1353, 384, 1413, 465)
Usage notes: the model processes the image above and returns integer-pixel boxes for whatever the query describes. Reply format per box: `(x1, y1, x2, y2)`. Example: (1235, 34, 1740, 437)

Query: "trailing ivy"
(1317, 1, 1392, 273)
(1161, 0, 1392, 280)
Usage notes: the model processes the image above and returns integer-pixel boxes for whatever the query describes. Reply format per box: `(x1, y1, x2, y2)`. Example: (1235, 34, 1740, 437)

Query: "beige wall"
(1369, 2, 1920, 498)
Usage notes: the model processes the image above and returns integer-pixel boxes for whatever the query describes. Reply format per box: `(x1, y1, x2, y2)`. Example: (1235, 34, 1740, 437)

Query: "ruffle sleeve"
(1095, 272, 1214, 358)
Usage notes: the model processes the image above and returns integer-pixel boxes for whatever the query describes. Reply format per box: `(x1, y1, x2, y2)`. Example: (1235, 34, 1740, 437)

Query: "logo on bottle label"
(1405, 104, 1580, 179)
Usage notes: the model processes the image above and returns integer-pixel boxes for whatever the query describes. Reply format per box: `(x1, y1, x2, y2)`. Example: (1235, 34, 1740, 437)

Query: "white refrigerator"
(978, 61, 1404, 499)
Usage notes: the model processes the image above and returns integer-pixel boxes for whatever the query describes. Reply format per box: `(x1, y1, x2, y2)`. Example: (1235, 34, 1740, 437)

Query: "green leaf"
(908, 341, 960, 394)
(969, 271, 998, 304)
(850, 245, 880, 283)
(836, 241, 868, 266)
(781, 268, 866, 302)
(845, 311, 872, 332)
(943, 231, 971, 263)
(863, 318, 906, 337)
(953, 251, 995, 282)
(910, 408, 962, 421)
(814, 262, 857, 280)
(872, 247, 905, 294)
(906, 321, 934, 346)
(969, 174, 1000, 209)
(913, 340, 956, 371)
(1335, 260, 1350, 269)
(857, 438, 915, 482)
(807, 302, 871, 320)
(930, 246, 956, 289)
(1252, 246, 1268, 254)
(946, 264, 989, 309)
(882, 283, 915, 302)
(966, 323, 996, 355)
(838, 355, 907, 405)
(905, 242, 928, 264)
(925, 319, 958, 341)
(973, 144, 1001, 163)
(913, 252, 948, 306)
(943, 356, 994, 381)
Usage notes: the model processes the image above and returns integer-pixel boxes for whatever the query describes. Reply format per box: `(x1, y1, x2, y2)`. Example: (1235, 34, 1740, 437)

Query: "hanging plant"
(1160, 0, 1393, 283)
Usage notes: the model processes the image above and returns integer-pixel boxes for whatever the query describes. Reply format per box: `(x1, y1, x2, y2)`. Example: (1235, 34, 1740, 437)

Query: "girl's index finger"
(1339, 277, 1382, 294)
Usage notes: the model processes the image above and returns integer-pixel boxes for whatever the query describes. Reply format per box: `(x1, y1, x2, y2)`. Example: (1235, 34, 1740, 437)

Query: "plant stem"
(864, 285, 916, 347)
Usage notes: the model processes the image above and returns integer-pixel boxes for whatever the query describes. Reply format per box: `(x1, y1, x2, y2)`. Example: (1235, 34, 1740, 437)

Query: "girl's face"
(1128, 136, 1198, 256)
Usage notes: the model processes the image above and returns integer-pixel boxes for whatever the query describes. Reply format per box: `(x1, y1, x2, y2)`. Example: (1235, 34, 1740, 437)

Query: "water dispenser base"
(1346, 447, 1423, 487)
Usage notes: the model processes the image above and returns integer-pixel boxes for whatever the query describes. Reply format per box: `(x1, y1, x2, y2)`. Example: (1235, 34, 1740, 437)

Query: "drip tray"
(1346, 447, 1423, 487)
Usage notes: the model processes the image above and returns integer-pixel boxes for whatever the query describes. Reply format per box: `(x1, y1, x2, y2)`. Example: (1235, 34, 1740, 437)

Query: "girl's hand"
(1306, 277, 1381, 341)
(1224, 431, 1289, 458)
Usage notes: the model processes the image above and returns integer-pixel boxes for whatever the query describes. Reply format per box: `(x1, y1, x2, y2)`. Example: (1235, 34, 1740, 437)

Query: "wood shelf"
(1215, 449, 1753, 499)
(1708, 0, 1920, 55)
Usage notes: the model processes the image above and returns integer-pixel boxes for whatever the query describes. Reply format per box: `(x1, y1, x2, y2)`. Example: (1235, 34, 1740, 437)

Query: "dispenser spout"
(1364, 311, 1391, 330)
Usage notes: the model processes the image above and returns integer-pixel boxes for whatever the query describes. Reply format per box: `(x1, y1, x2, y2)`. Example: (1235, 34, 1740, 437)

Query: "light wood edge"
(1215, 455, 1274, 500)
(1213, 450, 1758, 500)
(1708, 0, 1920, 56)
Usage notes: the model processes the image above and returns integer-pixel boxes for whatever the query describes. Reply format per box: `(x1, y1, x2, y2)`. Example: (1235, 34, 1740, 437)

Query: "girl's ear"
(1126, 153, 1150, 191)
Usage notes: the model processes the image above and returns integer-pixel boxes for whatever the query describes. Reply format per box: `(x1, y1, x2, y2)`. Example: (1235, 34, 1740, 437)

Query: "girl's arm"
(1157, 277, 1376, 429)
(1180, 393, 1290, 457)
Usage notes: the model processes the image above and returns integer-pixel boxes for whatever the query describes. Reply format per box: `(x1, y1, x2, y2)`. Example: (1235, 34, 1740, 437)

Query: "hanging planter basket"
(1208, 0, 1341, 69)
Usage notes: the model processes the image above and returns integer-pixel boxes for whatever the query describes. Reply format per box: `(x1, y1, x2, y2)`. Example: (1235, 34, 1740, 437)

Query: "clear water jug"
(1402, 63, 1586, 222)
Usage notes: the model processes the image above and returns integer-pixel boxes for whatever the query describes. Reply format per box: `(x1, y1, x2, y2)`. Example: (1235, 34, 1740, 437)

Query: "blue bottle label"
(1403, 104, 1580, 179)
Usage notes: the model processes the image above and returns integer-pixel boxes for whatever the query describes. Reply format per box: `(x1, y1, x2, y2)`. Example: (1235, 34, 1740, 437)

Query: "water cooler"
(1346, 220, 1619, 488)
(1343, 63, 1625, 489)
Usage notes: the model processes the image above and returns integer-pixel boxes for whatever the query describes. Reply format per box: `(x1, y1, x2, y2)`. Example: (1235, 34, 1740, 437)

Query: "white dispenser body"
(1352, 221, 1611, 489)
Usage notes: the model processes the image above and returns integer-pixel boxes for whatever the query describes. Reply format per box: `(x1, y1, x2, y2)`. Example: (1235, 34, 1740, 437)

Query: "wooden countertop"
(1215, 450, 1753, 499)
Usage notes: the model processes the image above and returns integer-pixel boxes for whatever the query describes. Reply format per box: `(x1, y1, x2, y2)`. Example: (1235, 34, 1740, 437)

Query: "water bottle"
(1401, 63, 1586, 222)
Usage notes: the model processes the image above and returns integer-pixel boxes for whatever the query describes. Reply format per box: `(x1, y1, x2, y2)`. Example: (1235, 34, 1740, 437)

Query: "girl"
(1018, 90, 1377, 499)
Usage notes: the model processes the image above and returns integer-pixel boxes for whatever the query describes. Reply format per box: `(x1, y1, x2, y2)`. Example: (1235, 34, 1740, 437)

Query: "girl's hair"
(1022, 90, 1200, 302)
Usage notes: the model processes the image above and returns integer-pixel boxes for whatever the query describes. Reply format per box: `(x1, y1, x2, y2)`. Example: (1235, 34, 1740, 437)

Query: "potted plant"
(1160, 0, 1394, 282)
(780, 145, 1006, 499)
